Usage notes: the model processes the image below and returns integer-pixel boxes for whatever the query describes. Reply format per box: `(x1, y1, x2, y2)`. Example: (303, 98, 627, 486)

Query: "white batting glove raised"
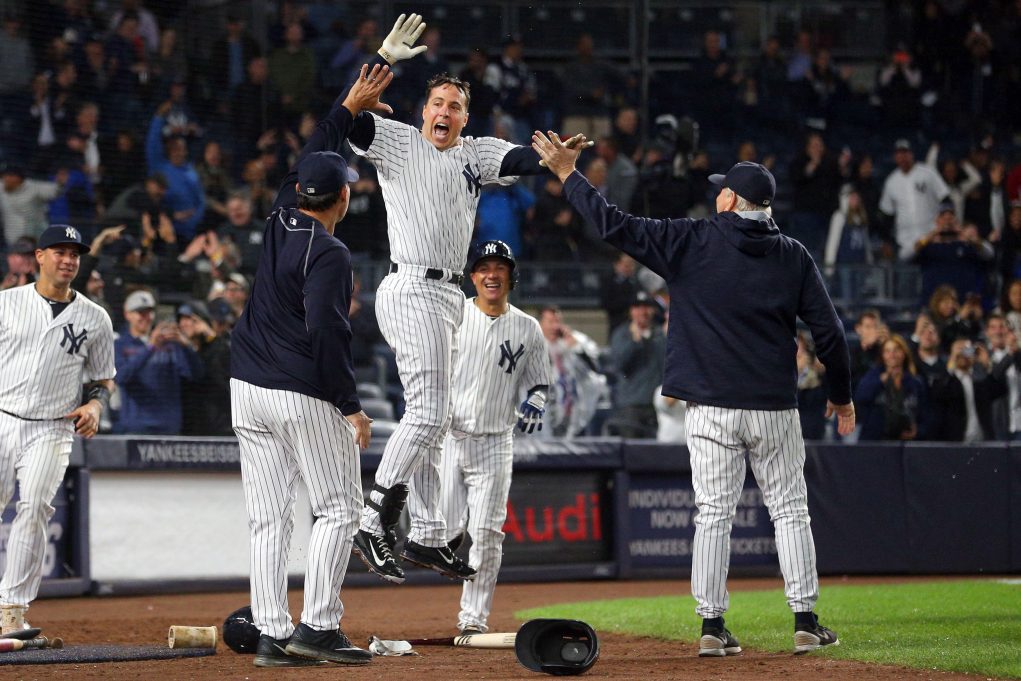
(378, 13, 428, 65)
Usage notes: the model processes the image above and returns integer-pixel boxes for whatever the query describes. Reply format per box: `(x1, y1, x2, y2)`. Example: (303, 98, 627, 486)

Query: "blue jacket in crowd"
(114, 332, 203, 434)
(146, 114, 206, 240)
(562, 171, 851, 410)
(854, 365, 929, 440)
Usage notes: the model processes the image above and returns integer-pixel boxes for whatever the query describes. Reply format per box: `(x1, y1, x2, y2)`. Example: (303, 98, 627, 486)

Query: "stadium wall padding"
(20, 436, 1018, 596)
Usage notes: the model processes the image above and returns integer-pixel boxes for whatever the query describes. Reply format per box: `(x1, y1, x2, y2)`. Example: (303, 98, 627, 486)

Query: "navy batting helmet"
(222, 605, 260, 654)
(469, 239, 518, 289)
(515, 619, 599, 675)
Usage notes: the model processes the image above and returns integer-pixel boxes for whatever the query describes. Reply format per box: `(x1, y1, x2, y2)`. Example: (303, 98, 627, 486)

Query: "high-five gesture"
(532, 131, 592, 182)
(343, 63, 395, 116)
(378, 13, 428, 64)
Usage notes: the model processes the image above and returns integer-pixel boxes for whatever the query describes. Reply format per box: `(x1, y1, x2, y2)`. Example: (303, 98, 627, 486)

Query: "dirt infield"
(9, 576, 986, 680)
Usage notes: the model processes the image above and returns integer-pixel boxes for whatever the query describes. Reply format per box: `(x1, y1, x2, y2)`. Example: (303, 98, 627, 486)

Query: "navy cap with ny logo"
(37, 224, 90, 252)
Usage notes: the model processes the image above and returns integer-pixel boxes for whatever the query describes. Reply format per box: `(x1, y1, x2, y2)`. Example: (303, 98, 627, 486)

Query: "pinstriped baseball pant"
(231, 379, 362, 639)
(361, 273, 465, 546)
(438, 430, 513, 632)
(686, 403, 819, 618)
(0, 413, 73, 608)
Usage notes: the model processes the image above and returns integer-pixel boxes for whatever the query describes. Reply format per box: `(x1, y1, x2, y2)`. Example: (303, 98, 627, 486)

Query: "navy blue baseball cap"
(297, 151, 358, 197)
(709, 161, 776, 208)
(37, 224, 90, 253)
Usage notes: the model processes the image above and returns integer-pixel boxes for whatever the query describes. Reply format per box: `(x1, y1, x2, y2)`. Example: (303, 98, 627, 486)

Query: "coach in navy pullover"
(533, 142, 852, 413)
(230, 81, 367, 416)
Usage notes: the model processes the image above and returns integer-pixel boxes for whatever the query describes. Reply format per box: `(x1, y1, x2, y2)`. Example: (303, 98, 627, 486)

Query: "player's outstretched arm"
(498, 134, 594, 178)
(532, 130, 690, 278)
(342, 64, 395, 118)
(332, 14, 426, 112)
(273, 64, 393, 211)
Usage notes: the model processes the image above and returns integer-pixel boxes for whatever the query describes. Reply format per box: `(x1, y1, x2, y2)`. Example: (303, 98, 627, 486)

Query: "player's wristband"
(525, 389, 547, 411)
(86, 384, 111, 414)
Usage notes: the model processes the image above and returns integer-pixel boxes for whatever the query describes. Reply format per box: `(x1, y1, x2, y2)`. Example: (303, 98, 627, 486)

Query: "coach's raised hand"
(377, 13, 427, 65)
(343, 63, 395, 116)
(532, 131, 588, 183)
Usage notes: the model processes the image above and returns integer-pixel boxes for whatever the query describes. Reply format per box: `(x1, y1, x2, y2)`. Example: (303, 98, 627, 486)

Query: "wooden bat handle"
(0, 636, 62, 652)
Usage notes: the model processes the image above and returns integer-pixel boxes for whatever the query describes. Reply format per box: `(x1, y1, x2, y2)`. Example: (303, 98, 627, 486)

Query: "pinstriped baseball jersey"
(0, 284, 116, 418)
(434, 298, 553, 631)
(450, 299, 553, 434)
(350, 114, 518, 272)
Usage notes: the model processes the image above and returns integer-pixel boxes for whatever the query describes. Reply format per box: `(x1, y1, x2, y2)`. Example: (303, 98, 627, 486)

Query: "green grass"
(516, 580, 1021, 678)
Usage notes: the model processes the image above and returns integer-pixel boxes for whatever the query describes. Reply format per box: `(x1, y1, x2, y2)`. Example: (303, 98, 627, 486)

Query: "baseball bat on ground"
(404, 632, 516, 649)
(0, 636, 63, 652)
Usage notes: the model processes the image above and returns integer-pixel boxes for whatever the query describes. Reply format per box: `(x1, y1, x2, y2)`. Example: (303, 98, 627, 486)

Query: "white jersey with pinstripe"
(686, 403, 819, 618)
(350, 113, 518, 272)
(351, 114, 520, 546)
(0, 284, 115, 419)
(0, 284, 115, 607)
(426, 299, 552, 631)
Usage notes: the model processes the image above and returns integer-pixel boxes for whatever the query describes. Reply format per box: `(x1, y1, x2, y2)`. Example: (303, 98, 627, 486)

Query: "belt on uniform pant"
(0, 408, 61, 422)
(389, 262, 464, 286)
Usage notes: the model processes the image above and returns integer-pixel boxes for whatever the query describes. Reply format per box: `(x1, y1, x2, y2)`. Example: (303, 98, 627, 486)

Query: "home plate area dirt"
(8, 577, 983, 680)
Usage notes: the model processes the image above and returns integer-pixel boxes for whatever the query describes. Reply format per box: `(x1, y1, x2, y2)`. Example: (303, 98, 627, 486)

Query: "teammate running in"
(0, 224, 115, 634)
(410, 240, 552, 634)
(346, 13, 581, 583)
(534, 135, 853, 656)
(228, 64, 392, 667)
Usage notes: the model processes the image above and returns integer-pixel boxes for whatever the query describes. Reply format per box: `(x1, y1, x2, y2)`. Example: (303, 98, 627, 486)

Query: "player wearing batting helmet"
(468, 239, 519, 289)
(534, 135, 852, 656)
(407, 239, 552, 635)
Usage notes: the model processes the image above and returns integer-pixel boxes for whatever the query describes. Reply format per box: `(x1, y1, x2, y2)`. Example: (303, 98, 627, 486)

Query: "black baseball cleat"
(353, 529, 406, 584)
(447, 532, 465, 553)
(793, 612, 839, 654)
(699, 626, 742, 657)
(284, 623, 373, 664)
(458, 626, 483, 636)
(401, 540, 477, 580)
(253, 634, 327, 667)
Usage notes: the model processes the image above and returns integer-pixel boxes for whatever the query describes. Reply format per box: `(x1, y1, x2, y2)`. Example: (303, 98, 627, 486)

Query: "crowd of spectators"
(0, 1, 1019, 438)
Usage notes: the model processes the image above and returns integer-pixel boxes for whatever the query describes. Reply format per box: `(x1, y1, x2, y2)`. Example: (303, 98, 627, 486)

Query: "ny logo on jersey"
(462, 163, 482, 197)
(498, 340, 525, 374)
(60, 322, 87, 355)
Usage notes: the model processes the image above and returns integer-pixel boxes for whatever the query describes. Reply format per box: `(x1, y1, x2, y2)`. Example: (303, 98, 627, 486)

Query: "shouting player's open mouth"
(432, 120, 450, 144)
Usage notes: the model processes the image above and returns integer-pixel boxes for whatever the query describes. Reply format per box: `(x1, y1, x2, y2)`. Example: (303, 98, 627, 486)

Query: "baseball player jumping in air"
(534, 133, 854, 656)
(408, 240, 553, 635)
(229, 64, 393, 667)
(0, 225, 115, 635)
(344, 13, 585, 584)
